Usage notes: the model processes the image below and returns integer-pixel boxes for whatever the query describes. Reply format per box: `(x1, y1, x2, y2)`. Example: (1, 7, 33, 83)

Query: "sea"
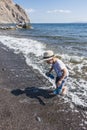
(0, 23, 87, 123)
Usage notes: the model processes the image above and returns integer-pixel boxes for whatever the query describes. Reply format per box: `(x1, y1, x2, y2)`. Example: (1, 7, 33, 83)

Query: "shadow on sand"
(11, 87, 55, 105)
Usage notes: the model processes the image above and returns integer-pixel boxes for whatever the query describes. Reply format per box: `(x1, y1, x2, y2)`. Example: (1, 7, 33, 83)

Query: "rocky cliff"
(0, 0, 30, 23)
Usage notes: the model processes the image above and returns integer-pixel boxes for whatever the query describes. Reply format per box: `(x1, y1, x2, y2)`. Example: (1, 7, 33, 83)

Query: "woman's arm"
(46, 66, 53, 75)
(49, 66, 53, 73)
(60, 68, 67, 81)
(56, 68, 67, 87)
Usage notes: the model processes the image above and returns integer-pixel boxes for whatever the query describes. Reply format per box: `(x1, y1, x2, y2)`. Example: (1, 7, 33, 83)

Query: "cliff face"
(0, 0, 30, 23)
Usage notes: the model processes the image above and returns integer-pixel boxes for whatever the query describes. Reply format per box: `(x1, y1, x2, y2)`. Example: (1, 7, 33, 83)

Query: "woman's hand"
(46, 72, 50, 76)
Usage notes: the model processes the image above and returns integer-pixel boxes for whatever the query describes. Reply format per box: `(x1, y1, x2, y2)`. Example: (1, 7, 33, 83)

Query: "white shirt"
(52, 59, 69, 77)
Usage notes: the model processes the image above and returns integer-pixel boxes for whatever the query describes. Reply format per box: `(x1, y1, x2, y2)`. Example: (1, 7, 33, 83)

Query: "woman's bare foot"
(62, 86, 67, 95)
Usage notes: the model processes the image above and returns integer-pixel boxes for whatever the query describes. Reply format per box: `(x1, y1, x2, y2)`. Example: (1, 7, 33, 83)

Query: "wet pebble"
(35, 116, 41, 122)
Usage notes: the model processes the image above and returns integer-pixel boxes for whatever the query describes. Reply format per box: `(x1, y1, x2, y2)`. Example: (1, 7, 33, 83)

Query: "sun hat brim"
(39, 50, 55, 63)
(39, 55, 55, 63)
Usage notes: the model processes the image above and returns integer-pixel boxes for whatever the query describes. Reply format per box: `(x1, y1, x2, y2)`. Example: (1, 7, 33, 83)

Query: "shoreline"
(0, 43, 86, 130)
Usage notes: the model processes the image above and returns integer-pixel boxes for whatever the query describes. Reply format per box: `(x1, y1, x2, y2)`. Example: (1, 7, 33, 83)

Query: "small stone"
(2, 68, 6, 71)
(36, 116, 41, 122)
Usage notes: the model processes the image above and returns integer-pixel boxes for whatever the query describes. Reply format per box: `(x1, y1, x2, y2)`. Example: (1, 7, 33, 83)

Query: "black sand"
(0, 43, 86, 130)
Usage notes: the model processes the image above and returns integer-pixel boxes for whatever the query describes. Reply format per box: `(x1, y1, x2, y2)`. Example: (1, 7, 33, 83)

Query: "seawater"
(0, 23, 87, 110)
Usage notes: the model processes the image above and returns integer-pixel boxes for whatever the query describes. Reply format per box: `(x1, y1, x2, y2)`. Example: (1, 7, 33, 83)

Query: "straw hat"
(43, 50, 54, 61)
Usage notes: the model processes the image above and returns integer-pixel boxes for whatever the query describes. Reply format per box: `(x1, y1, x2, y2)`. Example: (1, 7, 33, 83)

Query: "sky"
(14, 0, 87, 23)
